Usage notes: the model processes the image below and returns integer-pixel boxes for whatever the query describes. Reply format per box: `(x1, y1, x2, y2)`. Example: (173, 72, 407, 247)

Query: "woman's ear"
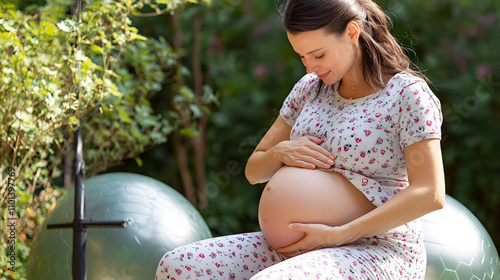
(346, 21, 361, 43)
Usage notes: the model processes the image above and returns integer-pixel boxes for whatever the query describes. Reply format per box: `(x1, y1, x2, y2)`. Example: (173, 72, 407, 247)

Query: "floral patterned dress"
(155, 72, 442, 279)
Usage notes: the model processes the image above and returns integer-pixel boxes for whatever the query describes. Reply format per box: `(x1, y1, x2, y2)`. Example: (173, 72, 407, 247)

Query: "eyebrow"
(296, 47, 326, 57)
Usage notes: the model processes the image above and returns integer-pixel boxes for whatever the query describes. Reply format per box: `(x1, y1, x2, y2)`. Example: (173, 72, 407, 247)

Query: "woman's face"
(287, 25, 359, 85)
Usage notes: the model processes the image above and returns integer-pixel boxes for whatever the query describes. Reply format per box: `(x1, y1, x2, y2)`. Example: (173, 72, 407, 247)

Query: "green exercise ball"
(421, 195, 500, 279)
(27, 172, 212, 280)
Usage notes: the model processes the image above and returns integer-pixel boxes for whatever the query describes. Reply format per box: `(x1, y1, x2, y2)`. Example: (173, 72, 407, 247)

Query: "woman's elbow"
(245, 164, 260, 185)
(433, 195, 445, 211)
(432, 185, 446, 210)
(245, 174, 258, 185)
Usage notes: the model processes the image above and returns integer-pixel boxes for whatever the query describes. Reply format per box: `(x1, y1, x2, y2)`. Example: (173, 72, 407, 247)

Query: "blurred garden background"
(1, 0, 499, 279)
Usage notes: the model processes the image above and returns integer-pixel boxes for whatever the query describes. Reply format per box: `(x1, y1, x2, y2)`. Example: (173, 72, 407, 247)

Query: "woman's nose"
(304, 60, 319, 74)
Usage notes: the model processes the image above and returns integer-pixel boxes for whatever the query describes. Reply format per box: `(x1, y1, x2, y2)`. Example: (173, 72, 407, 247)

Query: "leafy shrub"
(0, 0, 212, 278)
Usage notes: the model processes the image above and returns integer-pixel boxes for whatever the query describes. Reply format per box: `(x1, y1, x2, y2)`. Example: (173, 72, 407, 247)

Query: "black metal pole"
(47, 126, 128, 280)
(73, 126, 86, 280)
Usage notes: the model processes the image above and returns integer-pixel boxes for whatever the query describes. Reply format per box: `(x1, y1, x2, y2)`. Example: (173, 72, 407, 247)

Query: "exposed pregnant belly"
(258, 166, 376, 249)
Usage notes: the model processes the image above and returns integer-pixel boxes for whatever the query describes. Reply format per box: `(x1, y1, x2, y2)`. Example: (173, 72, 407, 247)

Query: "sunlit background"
(1, 0, 499, 278)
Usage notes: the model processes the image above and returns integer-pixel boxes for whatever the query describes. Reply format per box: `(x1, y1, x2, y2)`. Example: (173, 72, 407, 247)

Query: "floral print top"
(280, 72, 442, 206)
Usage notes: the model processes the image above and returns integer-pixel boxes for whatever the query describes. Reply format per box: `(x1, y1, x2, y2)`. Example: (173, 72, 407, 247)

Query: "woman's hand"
(273, 135, 335, 169)
(276, 223, 357, 258)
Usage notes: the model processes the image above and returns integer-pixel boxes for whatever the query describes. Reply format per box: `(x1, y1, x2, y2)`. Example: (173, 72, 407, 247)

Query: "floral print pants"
(155, 221, 426, 280)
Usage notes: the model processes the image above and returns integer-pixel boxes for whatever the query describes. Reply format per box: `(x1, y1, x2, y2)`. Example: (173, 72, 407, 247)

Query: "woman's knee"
(155, 246, 198, 279)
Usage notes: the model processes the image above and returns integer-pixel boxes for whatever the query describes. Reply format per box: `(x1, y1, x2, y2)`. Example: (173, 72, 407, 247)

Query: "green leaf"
(40, 22, 57, 36)
(179, 86, 195, 99)
(68, 116, 79, 126)
(90, 44, 104, 54)
(134, 157, 143, 167)
(180, 127, 200, 138)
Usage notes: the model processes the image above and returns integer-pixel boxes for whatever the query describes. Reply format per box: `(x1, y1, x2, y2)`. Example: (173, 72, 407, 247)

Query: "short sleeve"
(397, 80, 442, 149)
(280, 73, 321, 127)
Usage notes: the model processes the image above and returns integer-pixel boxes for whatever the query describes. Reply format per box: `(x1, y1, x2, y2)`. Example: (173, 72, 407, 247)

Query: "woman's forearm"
(244, 116, 336, 185)
(245, 116, 292, 185)
(341, 182, 445, 244)
(245, 147, 284, 185)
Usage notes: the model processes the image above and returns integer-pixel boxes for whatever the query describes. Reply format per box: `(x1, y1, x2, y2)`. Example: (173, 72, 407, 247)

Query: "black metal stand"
(47, 127, 128, 280)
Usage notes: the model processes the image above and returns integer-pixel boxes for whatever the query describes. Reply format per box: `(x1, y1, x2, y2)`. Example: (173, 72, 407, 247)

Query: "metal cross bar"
(47, 127, 128, 280)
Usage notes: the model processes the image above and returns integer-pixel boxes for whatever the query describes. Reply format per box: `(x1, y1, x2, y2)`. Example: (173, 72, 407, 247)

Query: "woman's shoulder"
(388, 72, 428, 91)
(384, 72, 440, 108)
(292, 73, 322, 93)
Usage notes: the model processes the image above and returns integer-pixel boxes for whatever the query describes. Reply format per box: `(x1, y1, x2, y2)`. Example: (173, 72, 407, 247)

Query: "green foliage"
(0, 0, 214, 278)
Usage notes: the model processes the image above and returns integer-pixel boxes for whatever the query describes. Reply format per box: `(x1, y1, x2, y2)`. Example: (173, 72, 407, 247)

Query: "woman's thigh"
(251, 222, 426, 280)
(155, 232, 286, 280)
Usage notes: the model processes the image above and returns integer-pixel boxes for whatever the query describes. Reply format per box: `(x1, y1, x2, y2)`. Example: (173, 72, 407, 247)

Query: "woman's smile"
(316, 71, 331, 80)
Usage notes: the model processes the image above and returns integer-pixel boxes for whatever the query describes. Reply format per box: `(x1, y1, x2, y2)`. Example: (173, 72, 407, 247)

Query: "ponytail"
(357, 0, 424, 88)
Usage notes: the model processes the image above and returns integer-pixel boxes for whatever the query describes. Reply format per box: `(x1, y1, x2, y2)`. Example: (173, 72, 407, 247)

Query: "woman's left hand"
(277, 223, 356, 258)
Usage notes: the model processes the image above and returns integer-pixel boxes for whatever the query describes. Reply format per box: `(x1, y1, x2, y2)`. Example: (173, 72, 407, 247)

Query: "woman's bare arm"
(245, 116, 335, 185)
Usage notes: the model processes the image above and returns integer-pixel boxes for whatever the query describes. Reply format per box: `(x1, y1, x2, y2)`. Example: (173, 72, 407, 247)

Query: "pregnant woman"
(156, 0, 446, 279)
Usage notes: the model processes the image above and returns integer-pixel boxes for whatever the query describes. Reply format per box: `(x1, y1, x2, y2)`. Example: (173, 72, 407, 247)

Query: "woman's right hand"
(272, 135, 335, 169)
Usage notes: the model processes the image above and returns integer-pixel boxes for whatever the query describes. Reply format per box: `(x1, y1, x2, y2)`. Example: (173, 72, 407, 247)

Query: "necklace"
(339, 79, 358, 100)
(347, 86, 357, 100)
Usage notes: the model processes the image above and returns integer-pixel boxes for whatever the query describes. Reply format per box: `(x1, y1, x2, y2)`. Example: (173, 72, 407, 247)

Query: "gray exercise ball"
(421, 195, 500, 279)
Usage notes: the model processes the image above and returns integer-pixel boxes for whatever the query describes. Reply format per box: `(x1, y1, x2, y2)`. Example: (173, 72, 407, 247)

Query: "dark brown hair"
(282, 0, 425, 89)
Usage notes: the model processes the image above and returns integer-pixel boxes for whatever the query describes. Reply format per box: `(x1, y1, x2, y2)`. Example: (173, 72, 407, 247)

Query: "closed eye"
(299, 53, 324, 59)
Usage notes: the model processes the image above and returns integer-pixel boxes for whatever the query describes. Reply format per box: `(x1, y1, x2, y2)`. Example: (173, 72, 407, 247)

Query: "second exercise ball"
(421, 195, 500, 279)
(27, 172, 212, 280)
